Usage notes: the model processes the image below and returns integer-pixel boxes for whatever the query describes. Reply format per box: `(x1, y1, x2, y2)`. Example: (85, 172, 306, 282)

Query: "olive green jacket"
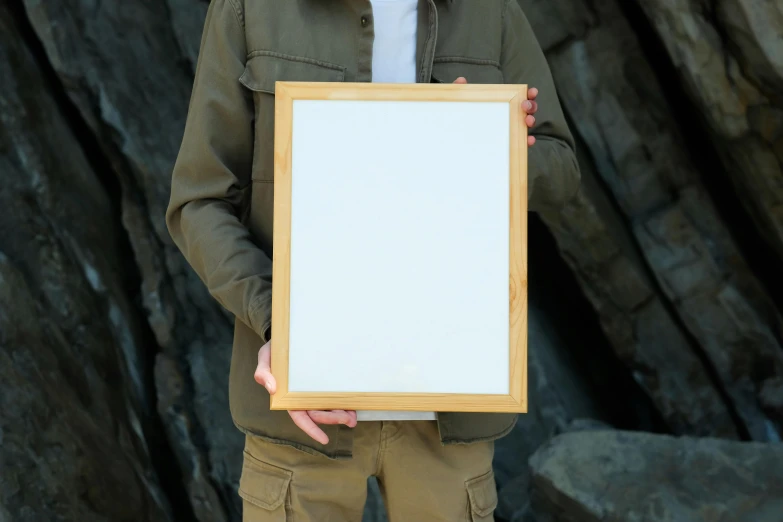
(166, 0, 580, 459)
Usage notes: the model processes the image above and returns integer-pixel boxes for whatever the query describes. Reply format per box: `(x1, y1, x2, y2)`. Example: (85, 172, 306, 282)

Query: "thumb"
(254, 341, 276, 394)
(453, 76, 467, 84)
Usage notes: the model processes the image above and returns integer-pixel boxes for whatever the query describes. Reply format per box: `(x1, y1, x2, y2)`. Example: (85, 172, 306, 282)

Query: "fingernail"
(265, 383, 272, 393)
(525, 101, 532, 110)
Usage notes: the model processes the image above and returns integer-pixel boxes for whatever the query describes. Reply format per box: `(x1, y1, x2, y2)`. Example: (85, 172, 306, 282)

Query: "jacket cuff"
(248, 293, 273, 343)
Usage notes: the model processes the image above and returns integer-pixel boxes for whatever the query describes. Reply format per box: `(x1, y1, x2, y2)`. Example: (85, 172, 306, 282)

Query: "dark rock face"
(529, 430, 783, 522)
(362, 478, 388, 522)
(1, 0, 782, 521)
(0, 5, 171, 519)
(523, 0, 783, 442)
(0, 257, 172, 522)
(635, 0, 783, 263)
(15, 0, 247, 519)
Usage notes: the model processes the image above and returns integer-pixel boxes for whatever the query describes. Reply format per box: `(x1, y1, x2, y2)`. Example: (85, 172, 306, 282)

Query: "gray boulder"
(530, 430, 783, 521)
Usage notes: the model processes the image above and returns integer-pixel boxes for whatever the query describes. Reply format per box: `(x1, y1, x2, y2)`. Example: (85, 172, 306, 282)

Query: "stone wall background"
(1, 0, 782, 520)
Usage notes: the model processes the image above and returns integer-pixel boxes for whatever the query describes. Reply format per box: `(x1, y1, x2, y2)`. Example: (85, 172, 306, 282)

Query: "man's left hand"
(453, 77, 537, 147)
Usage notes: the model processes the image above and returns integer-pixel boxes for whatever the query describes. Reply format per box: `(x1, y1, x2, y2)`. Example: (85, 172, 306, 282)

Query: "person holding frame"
(166, 0, 580, 520)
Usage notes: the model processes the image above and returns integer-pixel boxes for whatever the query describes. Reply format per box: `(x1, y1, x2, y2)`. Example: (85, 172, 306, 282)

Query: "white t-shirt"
(356, 0, 436, 422)
(369, 0, 418, 83)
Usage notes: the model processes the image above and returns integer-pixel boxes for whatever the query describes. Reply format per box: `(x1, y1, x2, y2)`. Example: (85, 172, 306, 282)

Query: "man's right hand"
(254, 341, 357, 445)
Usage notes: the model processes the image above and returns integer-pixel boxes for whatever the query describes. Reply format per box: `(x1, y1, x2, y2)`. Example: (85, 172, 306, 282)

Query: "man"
(166, 0, 580, 520)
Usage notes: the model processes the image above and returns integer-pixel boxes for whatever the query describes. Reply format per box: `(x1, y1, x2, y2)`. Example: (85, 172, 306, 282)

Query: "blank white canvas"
(288, 99, 510, 395)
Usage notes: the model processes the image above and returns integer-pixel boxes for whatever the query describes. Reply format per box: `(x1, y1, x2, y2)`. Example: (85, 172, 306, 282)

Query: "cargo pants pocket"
(465, 470, 498, 521)
(238, 450, 293, 522)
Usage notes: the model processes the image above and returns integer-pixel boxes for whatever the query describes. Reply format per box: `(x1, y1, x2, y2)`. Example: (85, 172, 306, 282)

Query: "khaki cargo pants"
(238, 420, 498, 521)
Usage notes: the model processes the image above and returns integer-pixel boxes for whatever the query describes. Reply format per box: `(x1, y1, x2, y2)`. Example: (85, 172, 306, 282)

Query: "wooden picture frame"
(270, 81, 528, 413)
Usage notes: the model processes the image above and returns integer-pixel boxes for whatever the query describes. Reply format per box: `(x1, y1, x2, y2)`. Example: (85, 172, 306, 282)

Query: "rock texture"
(0, 5, 171, 519)
(635, 0, 783, 264)
(529, 430, 783, 521)
(165, 0, 209, 70)
(18, 0, 247, 519)
(539, 152, 739, 439)
(0, 257, 171, 522)
(521, 0, 783, 442)
(362, 478, 388, 522)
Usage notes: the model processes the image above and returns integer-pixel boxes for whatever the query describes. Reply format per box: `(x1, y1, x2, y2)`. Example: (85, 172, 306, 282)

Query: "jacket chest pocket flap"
(239, 52, 346, 94)
(239, 52, 346, 183)
(431, 59, 503, 84)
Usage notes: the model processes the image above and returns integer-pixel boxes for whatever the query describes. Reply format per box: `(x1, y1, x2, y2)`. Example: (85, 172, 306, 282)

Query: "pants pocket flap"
(466, 469, 498, 518)
(238, 451, 293, 511)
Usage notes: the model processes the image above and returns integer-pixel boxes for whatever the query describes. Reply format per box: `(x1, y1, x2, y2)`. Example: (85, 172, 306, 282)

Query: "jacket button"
(361, 16, 369, 27)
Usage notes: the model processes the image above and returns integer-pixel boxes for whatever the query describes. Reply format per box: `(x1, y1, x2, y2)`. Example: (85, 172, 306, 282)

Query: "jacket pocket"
(238, 450, 293, 520)
(240, 51, 346, 94)
(239, 52, 346, 182)
(431, 58, 504, 85)
(465, 469, 498, 521)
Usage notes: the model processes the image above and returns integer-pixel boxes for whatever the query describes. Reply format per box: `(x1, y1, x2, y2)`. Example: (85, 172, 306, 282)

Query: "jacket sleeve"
(501, 0, 581, 213)
(165, 0, 273, 343)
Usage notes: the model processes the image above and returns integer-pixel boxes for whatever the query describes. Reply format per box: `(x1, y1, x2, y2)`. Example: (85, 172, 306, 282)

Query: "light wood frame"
(270, 81, 528, 413)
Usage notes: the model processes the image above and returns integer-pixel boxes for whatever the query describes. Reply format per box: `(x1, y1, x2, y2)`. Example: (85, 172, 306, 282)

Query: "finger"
(289, 411, 329, 445)
(453, 76, 468, 84)
(522, 100, 538, 114)
(307, 410, 358, 428)
(528, 135, 536, 147)
(253, 342, 276, 394)
(528, 87, 538, 99)
(526, 114, 535, 128)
